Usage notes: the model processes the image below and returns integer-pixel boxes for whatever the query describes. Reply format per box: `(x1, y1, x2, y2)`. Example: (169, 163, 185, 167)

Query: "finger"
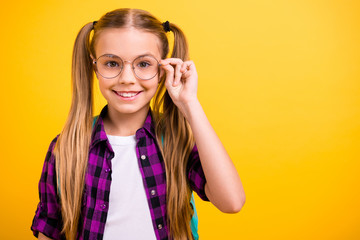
(180, 65, 187, 74)
(181, 70, 192, 80)
(160, 58, 183, 66)
(160, 64, 175, 88)
(180, 61, 192, 73)
(186, 60, 195, 71)
(174, 63, 182, 86)
(161, 58, 184, 87)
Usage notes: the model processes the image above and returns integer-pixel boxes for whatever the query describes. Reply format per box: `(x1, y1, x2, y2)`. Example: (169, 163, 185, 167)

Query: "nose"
(118, 61, 137, 84)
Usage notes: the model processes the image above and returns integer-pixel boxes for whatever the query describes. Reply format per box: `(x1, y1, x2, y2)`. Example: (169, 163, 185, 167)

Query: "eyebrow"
(100, 52, 158, 60)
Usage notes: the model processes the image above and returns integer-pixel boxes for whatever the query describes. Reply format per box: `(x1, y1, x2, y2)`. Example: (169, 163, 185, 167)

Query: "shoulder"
(50, 135, 59, 148)
(44, 135, 59, 163)
(49, 135, 59, 151)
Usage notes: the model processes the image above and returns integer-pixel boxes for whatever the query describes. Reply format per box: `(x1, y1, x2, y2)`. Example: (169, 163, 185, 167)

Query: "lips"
(113, 90, 142, 99)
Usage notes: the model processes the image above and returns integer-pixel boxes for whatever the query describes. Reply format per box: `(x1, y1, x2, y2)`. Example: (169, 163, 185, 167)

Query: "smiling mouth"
(113, 91, 142, 98)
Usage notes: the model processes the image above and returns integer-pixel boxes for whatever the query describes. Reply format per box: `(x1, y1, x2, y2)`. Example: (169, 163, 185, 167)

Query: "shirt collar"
(90, 105, 156, 150)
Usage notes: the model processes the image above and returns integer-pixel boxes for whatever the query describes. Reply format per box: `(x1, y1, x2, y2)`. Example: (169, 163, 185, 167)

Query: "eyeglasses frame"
(92, 54, 161, 80)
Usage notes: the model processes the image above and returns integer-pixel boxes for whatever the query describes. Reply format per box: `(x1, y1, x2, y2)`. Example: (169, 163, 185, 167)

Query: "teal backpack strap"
(92, 116, 98, 129)
(190, 193, 199, 240)
(161, 136, 199, 240)
(57, 116, 99, 196)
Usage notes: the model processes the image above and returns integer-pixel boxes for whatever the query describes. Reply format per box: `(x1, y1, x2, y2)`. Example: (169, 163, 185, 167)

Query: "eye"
(105, 61, 119, 68)
(137, 61, 151, 68)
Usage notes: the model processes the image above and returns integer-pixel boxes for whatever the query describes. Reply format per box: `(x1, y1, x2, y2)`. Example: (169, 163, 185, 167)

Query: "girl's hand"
(159, 58, 198, 112)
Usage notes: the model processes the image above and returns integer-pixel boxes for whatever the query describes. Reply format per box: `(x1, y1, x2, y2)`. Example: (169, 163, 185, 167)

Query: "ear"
(90, 55, 97, 76)
(90, 55, 99, 79)
(90, 54, 95, 63)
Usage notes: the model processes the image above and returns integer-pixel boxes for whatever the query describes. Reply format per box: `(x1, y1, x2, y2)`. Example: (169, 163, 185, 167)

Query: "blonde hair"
(55, 8, 195, 239)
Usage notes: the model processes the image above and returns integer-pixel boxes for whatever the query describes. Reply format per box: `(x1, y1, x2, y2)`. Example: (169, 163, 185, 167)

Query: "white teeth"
(118, 92, 137, 97)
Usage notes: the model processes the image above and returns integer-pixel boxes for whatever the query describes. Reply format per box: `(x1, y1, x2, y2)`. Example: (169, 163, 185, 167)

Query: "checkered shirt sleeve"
(31, 136, 65, 240)
(187, 144, 209, 202)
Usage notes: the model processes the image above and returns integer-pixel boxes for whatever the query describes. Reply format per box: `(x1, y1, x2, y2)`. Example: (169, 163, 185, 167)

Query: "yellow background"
(0, 0, 359, 239)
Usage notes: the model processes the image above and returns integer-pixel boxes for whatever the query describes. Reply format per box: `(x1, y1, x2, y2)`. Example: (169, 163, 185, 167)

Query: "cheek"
(143, 80, 159, 96)
(143, 76, 159, 88)
(98, 79, 111, 97)
(98, 79, 105, 91)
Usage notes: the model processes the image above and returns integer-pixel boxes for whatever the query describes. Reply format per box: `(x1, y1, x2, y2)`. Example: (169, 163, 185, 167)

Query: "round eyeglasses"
(93, 54, 161, 80)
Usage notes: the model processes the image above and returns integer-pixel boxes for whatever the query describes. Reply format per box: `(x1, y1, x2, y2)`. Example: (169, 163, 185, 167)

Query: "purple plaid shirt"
(31, 106, 209, 240)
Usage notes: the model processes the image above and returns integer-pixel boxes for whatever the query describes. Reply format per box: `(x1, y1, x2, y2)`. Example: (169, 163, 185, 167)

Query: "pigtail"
(169, 23, 189, 60)
(154, 22, 196, 240)
(54, 22, 94, 240)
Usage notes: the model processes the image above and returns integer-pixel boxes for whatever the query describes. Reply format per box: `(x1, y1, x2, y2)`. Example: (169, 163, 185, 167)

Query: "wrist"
(178, 98, 201, 122)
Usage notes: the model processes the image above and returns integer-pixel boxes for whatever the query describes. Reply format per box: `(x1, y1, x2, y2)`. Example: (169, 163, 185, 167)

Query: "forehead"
(94, 27, 162, 59)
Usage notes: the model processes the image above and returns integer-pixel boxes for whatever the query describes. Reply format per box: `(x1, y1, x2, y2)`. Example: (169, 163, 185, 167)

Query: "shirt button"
(151, 190, 156, 196)
(141, 155, 147, 160)
(105, 168, 111, 173)
(158, 224, 162, 230)
(100, 204, 107, 210)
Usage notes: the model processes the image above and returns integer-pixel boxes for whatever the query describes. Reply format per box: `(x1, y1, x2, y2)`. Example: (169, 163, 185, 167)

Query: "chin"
(111, 104, 149, 115)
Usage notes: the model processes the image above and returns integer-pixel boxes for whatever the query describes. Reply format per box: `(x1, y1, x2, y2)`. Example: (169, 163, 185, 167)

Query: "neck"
(103, 105, 150, 136)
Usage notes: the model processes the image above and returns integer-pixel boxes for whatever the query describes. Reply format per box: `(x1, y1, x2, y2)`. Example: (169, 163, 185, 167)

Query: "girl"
(31, 8, 245, 240)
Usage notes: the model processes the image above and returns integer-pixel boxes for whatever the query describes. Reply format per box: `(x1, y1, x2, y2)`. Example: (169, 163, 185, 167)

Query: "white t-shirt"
(103, 134, 157, 240)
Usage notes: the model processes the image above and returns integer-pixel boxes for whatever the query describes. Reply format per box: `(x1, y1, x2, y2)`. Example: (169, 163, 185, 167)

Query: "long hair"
(54, 8, 195, 239)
